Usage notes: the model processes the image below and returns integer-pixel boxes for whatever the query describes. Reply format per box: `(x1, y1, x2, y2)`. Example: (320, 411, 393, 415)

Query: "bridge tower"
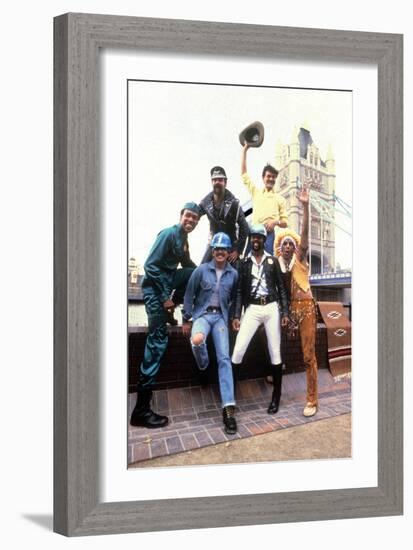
(275, 124, 336, 274)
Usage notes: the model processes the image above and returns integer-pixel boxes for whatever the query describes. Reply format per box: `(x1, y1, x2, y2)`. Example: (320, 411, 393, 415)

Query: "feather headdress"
(274, 228, 301, 257)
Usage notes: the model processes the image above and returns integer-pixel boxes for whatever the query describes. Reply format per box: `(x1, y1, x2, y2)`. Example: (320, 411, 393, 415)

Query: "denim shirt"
(183, 260, 238, 324)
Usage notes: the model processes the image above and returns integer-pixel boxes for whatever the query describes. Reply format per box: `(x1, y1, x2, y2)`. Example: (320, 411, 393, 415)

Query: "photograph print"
(127, 78, 352, 468)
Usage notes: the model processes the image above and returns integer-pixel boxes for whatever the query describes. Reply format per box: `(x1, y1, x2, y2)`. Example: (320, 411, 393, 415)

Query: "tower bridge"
(242, 124, 352, 305)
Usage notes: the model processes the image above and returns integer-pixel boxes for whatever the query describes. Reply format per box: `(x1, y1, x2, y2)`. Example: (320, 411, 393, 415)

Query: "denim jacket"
(183, 260, 238, 324)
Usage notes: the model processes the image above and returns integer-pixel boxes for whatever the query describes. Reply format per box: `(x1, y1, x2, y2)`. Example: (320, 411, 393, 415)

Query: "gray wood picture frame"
(53, 13, 403, 537)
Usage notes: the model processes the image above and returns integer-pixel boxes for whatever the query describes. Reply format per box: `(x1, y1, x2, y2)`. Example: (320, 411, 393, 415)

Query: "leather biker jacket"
(198, 189, 249, 255)
(233, 255, 289, 319)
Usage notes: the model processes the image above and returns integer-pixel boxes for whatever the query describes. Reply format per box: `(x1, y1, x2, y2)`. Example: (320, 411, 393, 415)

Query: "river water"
(128, 303, 183, 327)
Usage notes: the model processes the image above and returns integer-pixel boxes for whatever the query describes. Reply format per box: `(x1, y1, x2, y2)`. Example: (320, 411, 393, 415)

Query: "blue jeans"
(264, 230, 275, 255)
(191, 313, 235, 408)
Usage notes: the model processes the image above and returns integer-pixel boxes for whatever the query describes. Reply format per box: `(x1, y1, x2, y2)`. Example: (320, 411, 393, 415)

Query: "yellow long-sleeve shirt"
(242, 173, 288, 226)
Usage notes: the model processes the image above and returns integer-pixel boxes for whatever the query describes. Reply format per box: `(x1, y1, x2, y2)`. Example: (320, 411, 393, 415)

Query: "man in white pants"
(231, 224, 289, 414)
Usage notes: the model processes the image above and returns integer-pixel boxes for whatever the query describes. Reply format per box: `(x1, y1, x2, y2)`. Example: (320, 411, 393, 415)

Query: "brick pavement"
(128, 369, 351, 465)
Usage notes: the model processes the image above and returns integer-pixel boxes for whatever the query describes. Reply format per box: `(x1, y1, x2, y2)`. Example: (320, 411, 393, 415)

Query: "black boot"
(267, 364, 283, 414)
(130, 388, 168, 428)
(223, 405, 237, 435)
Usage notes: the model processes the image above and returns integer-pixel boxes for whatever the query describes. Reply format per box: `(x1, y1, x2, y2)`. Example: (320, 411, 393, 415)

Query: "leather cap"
(239, 121, 264, 147)
(210, 166, 227, 180)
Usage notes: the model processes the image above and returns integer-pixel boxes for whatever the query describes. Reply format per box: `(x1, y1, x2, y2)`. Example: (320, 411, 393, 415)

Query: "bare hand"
(243, 142, 250, 151)
(228, 250, 239, 264)
(163, 299, 175, 311)
(182, 321, 192, 338)
(232, 319, 241, 332)
(264, 220, 277, 232)
(281, 315, 289, 328)
(297, 183, 310, 205)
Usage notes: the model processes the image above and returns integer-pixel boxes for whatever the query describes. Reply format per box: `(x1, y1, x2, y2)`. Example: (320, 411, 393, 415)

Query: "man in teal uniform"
(130, 202, 201, 429)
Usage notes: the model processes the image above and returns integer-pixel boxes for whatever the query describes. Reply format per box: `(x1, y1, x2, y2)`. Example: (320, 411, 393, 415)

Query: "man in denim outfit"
(182, 232, 239, 434)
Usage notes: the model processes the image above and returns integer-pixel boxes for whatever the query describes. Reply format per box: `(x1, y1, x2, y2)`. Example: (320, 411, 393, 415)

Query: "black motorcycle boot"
(130, 388, 169, 428)
(267, 364, 283, 414)
(223, 405, 237, 435)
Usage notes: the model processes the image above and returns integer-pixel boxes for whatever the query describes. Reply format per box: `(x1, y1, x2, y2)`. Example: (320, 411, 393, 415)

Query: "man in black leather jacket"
(231, 224, 289, 414)
(199, 166, 249, 264)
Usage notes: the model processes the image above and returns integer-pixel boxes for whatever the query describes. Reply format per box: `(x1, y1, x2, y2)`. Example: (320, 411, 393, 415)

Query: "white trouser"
(232, 302, 282, 365)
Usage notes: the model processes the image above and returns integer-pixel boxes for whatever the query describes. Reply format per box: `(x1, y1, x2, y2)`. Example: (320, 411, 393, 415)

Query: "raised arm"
(241, 144, 256, 196)
(241, 142, 250, 175)
(297, 184, 310, 260)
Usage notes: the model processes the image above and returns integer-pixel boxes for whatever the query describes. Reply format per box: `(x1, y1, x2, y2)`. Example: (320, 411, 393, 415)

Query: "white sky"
(128, 80, 352, 269)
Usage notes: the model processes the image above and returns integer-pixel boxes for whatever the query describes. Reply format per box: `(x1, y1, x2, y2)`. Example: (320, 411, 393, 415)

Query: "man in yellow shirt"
(241, 143, 288, 254)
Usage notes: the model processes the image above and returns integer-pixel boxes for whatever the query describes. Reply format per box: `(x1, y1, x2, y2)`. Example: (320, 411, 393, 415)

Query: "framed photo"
(54, 13, 403, 536)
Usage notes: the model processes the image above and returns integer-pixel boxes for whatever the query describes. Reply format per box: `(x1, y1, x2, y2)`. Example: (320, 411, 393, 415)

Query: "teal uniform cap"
(182, 201, 201, 216)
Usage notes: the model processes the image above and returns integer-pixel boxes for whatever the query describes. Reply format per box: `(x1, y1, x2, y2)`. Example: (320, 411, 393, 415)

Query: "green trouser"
(138, 267, 194, 389)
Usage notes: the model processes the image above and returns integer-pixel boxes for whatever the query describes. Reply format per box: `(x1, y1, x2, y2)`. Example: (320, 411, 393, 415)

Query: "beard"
(213, 183, 225, 195)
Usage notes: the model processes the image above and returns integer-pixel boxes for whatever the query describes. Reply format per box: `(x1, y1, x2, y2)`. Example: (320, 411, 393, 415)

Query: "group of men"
(130, 142, 319, 435)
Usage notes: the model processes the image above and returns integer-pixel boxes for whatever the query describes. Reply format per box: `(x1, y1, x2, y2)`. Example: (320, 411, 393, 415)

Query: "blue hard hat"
(249, 223, 267, 239)
(210, 232, 232, 249)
